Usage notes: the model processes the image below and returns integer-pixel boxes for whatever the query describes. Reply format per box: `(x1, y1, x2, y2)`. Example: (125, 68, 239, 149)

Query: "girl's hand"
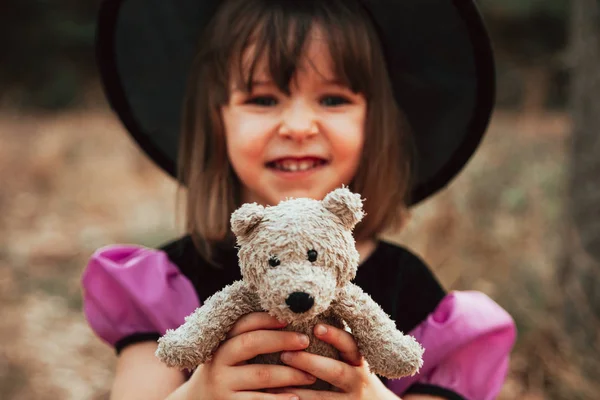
(271, 323, 400, 399)
(186, 312, 317, 400)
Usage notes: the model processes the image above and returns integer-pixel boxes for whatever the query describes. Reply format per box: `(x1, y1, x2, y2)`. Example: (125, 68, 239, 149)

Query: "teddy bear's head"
(230, 187, 364, 323)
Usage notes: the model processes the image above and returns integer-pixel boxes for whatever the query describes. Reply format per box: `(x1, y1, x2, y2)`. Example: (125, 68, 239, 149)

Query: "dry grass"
(0, 106, 591, 399)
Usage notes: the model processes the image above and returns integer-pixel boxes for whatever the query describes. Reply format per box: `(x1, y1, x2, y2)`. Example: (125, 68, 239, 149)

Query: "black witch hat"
(96, 0, 495, 205)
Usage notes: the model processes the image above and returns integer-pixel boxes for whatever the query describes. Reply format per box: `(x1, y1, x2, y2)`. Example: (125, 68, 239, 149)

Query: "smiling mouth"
(266, 158, 329, 172)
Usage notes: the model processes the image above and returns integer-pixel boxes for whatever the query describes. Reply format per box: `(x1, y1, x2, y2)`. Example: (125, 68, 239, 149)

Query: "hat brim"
(96, 0, 495, 206)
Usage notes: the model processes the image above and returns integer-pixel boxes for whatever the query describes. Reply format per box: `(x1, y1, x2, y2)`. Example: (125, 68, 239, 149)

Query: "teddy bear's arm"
(332, 283, 424, 379)
(155, 280, 261, 370)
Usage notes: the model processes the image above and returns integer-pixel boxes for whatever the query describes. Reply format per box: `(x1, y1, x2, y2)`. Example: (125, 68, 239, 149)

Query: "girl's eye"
(268, 256, 280, 267)
(307, 249, 318, 262)
(320, 96, 350, 107)
(246, 96, 278, 107)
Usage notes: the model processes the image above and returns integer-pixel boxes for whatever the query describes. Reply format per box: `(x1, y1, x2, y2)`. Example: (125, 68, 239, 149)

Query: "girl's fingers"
(280, 351, 358, 393)
(216, 330, 310, 366)
(226, 312, 287, 339)
(269, 387, 344, 399)
(229, 364, 316, 391)
(233, 391, 300, 400)
(314, 324, 363, 366)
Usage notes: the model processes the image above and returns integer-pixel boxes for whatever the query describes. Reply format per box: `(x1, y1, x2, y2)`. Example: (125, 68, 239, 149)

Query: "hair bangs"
(226, 0, 377, 97)
(318, 1, 378, 97)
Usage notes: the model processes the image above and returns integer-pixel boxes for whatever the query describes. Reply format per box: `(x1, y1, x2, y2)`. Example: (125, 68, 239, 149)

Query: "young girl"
(85, 0, 516, 399)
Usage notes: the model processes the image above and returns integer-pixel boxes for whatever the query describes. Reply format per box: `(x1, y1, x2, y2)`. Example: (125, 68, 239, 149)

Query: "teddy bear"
(155, 187, 424, 390)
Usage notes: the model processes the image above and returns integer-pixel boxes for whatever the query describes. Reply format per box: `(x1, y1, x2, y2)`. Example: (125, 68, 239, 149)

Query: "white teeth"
(273, 159, 322, 172)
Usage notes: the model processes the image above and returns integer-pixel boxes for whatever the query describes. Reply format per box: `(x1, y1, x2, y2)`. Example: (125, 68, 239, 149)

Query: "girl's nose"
(279, 121, 319, 140)
(278, 103, 319, 140)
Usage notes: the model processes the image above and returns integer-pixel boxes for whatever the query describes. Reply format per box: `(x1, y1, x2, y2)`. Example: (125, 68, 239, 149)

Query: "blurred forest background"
(1, 0, 599, 399)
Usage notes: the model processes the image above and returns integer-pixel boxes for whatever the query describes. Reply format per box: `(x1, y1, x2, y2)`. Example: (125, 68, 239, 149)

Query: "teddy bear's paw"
(365, 333, 424, 379)
(388, 334, 425, 377)
(155, 329, 209, 370)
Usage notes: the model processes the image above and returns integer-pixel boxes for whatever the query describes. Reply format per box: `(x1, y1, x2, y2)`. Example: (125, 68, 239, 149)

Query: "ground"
(0, 107, 586, 399)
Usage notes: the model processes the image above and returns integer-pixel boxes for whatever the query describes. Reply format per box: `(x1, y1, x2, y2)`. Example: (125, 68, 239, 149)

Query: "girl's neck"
(356, 238, 377, 263)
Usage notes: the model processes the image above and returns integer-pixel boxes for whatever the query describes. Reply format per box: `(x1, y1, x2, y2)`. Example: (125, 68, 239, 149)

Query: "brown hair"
(178, 0, 414, 259)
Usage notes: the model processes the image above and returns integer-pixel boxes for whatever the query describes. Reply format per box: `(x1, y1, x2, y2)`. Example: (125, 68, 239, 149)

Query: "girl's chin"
(243, 187, 333, 206)
(269, 186, 338, 204)
(242, 175, 352, 205)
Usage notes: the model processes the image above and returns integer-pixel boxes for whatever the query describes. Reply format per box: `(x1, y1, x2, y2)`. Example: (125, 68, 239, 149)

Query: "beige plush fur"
(155, 187, 424, 390)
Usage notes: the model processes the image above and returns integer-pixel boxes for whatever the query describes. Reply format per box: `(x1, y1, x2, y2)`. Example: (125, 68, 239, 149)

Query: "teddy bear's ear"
(322, 187, 365, 230)
(231, 202, 265, 239)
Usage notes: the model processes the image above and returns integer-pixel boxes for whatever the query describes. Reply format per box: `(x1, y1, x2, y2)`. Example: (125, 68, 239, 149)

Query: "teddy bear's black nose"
(286, 292, 314, 313)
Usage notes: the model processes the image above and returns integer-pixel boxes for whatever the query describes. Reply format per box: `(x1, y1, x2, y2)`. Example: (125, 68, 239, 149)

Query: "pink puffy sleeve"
(81, 244, 200, 353)
(387, 291, 516, 400)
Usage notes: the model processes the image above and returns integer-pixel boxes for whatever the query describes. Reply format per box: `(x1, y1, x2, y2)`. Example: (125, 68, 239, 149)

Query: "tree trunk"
(518, 64, 552, 135)
(559, 0, 600, 384)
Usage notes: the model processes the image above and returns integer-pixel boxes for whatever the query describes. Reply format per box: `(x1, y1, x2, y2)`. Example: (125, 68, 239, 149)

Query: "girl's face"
(221, 31, 366, 206)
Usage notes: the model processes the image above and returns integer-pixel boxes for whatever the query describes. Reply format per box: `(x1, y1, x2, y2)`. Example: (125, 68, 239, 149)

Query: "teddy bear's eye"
(268, 256, 280, 267)
(307, 249, 318, 262)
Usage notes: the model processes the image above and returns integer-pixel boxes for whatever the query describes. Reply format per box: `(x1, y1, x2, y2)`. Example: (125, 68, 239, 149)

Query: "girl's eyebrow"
(250, 80, 274, 86)
(229, 80, 273, 92)
(250, 78, 346, 86)
(322, 78, 348, 86)
(234, 77, 348, 91)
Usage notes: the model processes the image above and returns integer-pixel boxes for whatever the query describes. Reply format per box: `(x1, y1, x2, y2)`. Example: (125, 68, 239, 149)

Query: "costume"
(84, 1, 517, 398)
(83, 237, 515, 399)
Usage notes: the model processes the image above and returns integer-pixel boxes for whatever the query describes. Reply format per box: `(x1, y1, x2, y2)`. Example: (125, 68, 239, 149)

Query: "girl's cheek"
(323, 119, 365, 148)
(323, 108, 365, 129)
(234, 114, 278, 141)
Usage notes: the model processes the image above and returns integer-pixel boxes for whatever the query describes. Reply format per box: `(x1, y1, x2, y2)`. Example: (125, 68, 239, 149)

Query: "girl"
(84, 0, 516, 399)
